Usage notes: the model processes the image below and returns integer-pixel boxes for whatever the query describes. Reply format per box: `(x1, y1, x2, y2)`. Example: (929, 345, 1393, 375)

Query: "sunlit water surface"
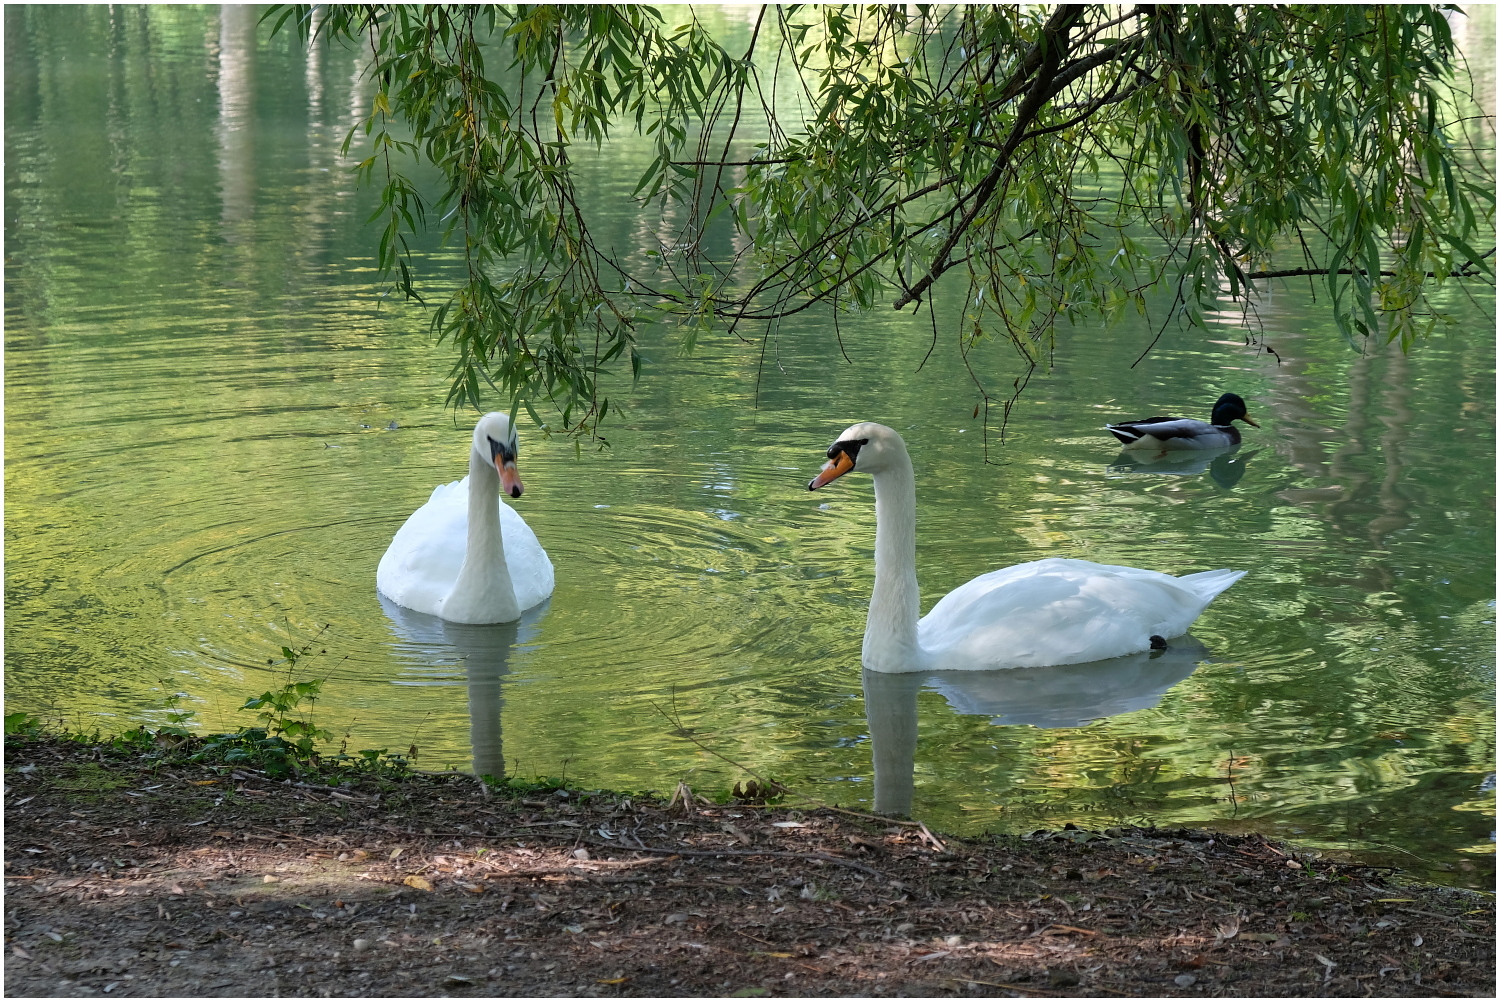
(6, 6, 1494, 887)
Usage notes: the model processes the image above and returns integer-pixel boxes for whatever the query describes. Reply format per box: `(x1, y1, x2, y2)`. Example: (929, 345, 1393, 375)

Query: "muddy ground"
(5, 735, 1494, 998)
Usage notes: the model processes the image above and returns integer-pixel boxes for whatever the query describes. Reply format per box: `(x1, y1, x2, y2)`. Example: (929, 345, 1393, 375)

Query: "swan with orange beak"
(808, 421, 1244, 672)
(377, 412, 554, 624)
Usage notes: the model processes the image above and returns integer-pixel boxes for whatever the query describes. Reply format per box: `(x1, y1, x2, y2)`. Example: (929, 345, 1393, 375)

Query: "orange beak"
(1240, 414, 1260, 428)
(496, 458, 524, 498)
(808, 451, 855, 490)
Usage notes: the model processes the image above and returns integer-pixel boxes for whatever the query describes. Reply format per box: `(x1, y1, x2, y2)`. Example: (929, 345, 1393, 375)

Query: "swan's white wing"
(498, 501, 554, 612)
(376, 477, 556, 618)
(377, 480, 471, 618)
(917, 558, 1242, 670)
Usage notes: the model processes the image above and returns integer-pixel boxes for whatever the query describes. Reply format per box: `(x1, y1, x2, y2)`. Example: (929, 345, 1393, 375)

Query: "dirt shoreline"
(5, 735, 1494, 998)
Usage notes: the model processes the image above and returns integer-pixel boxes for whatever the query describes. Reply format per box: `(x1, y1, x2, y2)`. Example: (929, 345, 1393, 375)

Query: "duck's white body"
(809, 422, 1243, 673)
(377, 414, 554, 624)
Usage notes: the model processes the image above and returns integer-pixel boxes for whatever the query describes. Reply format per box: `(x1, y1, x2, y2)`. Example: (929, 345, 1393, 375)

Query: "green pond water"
(6, 6, 1494, 887)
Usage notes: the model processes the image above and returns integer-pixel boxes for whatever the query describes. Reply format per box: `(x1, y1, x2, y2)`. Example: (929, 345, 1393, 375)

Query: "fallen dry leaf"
(403, 874, 434, 891)
(191, 780, 218, 786)
(389, 847, 405, 861)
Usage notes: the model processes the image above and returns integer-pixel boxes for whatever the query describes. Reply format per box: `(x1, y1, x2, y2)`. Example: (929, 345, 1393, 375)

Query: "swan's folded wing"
(917, 558, 1239, 670)
(498, 502, 555, 611)
(376, 480, 470, 616)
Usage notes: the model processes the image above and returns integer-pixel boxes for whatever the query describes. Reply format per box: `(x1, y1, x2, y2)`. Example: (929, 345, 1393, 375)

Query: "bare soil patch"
(6, 735, 1493, 998)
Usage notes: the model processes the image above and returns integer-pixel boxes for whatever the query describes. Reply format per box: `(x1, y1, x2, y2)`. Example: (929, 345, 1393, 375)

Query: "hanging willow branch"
(269, 4, 1494, 443)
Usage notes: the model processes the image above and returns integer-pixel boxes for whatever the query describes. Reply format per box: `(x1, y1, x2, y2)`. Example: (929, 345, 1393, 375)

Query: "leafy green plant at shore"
(8, 631, 421, 782)
(187, 675, 336, 779)
(5, 711, 44, 737)
(241, 675, 333, 754)
(155, 679, 197, 738)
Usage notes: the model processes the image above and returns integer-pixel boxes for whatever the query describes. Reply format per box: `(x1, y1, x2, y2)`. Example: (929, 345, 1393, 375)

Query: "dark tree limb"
(892, 5, 1087, 310)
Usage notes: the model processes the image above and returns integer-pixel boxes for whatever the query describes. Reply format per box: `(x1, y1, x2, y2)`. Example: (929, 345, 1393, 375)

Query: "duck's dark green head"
(1211, 393, 1259, 428)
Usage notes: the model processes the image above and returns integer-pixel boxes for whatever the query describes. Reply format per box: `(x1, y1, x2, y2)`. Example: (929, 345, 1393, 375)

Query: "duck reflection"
(863, 638, 1209, 816)
(379, 594, 548, 780)
(1108, 447, 1259, 489)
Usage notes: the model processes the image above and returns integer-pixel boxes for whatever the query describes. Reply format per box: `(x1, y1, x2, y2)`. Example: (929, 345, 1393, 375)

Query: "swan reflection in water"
(863, 637, 1210, 816)
(379, 594, 548, 780)
(1107, 446, 1260, 490)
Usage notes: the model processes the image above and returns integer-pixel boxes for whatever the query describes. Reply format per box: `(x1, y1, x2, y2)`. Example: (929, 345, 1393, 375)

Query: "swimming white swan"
(377, 412, 554, 624)
(808, 422, 1243, 672)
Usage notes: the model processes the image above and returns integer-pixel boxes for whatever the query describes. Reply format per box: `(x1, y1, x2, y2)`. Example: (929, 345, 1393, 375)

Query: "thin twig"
(580, 837, 884, 879)
(945, 978, 1072, 996)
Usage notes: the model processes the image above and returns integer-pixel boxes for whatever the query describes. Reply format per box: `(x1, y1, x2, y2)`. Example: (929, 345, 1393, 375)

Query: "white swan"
(377, 412, 554, 624)
(808, 422, 1243, 672)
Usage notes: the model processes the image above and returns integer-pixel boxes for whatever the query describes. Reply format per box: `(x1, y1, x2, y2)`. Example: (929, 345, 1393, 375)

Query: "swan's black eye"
(487, 435, 517, 464)
(827, 437, 868, 462)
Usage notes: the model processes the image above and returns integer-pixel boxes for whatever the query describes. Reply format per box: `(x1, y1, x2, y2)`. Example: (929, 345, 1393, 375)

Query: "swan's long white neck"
(443, 449, 520, 624)
(863, 445, 922, 671)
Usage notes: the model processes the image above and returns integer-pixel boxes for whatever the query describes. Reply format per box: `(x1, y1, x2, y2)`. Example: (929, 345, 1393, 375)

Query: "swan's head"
(1210, 393, 1259, 428)
(808, 421, 905, 490)
(472, 412, 523, 498)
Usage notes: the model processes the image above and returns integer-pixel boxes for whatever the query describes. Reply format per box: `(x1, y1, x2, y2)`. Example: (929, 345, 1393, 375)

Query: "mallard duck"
(808, 422, 1244, 672)
(1105, 392, 1259, 450)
